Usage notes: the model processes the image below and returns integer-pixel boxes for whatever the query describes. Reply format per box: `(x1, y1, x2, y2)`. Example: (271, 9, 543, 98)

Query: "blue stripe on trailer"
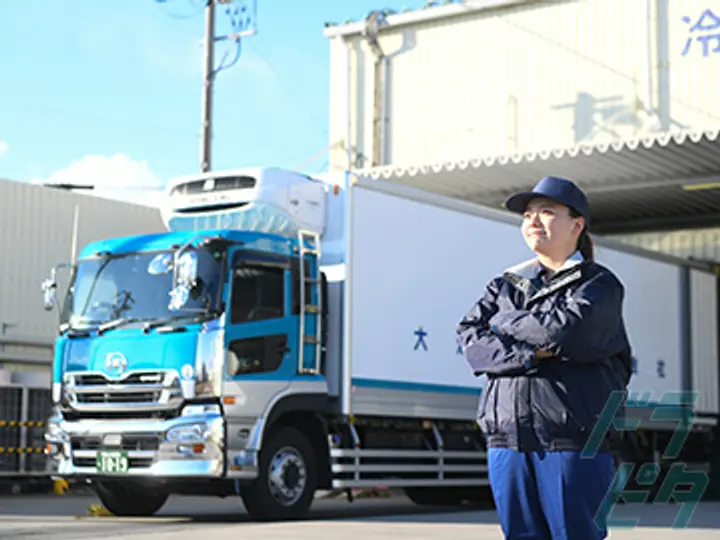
(352, 378, 685, 411)
(351, 377, 483, 396)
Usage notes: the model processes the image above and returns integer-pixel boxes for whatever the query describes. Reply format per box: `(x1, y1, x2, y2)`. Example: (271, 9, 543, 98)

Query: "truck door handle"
(277, 346, 290, 355)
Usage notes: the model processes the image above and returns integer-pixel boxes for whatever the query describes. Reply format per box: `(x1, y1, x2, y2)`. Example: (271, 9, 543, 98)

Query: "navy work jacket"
(457, 253, 633, 453)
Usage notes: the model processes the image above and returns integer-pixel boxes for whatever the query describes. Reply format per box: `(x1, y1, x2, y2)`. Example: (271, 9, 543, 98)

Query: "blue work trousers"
(488, 447, 616, 540)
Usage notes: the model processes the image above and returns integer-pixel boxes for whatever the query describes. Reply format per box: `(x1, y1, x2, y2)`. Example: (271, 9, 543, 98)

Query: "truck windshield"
(60, 248, 224, 330)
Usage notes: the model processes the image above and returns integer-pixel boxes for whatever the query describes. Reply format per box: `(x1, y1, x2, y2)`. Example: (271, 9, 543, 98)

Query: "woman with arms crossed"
(457, 176, 633, 540)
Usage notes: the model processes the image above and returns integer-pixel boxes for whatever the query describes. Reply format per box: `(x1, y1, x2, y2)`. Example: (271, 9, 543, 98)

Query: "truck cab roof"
(77, 228, 298, 260)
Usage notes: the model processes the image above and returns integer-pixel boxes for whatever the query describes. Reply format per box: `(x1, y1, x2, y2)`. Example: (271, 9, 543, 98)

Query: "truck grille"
(70, 434, 161, 452)
(64, 370, 183, 412)
(69, 433, 159, 469)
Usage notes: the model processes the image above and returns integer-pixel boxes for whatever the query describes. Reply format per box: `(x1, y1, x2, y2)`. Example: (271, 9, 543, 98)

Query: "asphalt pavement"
(1, 492, 720, 539)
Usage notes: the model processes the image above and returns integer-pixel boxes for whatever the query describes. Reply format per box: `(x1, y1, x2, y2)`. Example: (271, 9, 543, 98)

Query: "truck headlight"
(47, 421, 62, 438)
(166, 423, 207, 442)
(45, 407, 64, 437)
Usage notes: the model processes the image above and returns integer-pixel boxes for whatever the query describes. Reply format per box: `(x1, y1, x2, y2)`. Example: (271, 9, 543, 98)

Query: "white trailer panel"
(345, 179, 531, 419)
(690, 268, 720, 416)
(343, 178, 717, 423)
(594, 246, 684, 399)
(348, 180, 526, 382)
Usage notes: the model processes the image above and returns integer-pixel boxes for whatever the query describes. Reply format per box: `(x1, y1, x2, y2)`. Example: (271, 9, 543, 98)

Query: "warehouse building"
(0, 178, 164, 480)
(0, 178, 164, 377)
(323, 0, 720, 259)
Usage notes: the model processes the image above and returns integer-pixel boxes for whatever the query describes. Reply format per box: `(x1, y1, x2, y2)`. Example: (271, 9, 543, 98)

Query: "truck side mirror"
(41, 277, 57, 311)
(168, 250, 199, 311)
(175, 250, 198, 289)
(41, 263, 73, 313)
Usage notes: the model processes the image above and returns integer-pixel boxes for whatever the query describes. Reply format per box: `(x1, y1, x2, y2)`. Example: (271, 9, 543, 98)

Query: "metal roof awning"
(360, 128, 720, 235)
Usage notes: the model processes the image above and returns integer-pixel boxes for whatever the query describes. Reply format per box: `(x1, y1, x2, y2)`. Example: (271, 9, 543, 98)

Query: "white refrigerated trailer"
(325, 172, 719, 504)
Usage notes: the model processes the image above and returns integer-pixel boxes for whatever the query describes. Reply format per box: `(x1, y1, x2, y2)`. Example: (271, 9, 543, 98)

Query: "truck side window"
(227, 335, 287, 376)
(230, 265, 285, 324)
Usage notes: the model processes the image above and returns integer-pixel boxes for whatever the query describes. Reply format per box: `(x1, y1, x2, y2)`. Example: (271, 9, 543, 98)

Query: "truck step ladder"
(297, 229, 322, 375)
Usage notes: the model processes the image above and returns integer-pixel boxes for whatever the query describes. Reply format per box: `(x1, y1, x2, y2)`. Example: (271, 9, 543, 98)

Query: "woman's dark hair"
(569, 207, 594, 261)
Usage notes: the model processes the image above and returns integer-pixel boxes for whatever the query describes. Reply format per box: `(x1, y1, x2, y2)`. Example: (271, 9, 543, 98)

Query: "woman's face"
(521, 197, 584, 259)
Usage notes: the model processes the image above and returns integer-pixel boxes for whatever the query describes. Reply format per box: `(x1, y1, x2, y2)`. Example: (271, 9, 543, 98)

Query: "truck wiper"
(59, 321, 101, 338)
(142, 317, 189, 333)
(142, 311, 219, 333)
(61, 327, 92, 339)
(97, 317, 144, 335)
(67, 329, 92, 338)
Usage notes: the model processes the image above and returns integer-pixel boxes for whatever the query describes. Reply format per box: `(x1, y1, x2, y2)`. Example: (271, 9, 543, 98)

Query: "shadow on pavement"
(2, 491, 720, 531)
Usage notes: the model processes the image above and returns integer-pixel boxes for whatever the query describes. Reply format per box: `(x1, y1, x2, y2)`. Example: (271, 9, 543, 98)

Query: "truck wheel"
(95, 481, 169, 517)
(241, 425, 317, 521)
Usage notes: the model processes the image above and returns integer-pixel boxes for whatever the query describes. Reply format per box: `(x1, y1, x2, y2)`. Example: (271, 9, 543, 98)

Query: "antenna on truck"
(70, 204, 79, 262)
(42, 183, 82, 261)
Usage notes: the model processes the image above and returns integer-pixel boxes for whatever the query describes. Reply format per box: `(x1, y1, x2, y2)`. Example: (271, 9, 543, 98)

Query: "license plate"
(96, 451, 129, 474)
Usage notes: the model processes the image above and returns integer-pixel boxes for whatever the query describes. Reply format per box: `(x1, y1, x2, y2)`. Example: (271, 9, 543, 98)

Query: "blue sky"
(0, 0, 429, 205)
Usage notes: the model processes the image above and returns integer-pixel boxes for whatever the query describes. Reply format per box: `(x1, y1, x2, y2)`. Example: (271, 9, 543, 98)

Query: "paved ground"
(1, 493, 719, 539)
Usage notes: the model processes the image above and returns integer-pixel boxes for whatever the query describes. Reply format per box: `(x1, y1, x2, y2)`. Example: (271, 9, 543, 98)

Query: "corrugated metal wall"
(328, 0, 720, 170)
(689, 268, 720, 416)
(608, 227, 720, 263)
(0, 178, 165, 348)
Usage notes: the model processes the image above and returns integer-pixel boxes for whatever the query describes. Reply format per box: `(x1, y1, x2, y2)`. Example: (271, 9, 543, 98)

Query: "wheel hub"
(268, 447, 306, 506)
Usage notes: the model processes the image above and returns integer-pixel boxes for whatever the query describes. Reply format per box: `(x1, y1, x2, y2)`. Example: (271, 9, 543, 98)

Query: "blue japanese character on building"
(681, 9, 720, 57)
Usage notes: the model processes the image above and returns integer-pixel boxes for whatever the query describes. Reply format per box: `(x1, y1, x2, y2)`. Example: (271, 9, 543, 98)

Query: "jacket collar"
(503, 251, 584, 280)
(503, 252, 585, 304)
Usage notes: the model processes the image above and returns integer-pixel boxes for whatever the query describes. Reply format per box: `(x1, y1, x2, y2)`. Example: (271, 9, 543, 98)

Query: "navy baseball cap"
(504, 176, 591, 226)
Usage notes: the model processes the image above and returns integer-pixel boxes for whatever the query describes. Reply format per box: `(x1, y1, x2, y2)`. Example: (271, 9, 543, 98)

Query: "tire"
(241, 425, 317, 521)
(95, 481, 169, 517)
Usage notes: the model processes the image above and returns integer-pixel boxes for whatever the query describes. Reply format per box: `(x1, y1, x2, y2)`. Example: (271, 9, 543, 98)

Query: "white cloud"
(32, 153, 166, 208)
(0, 140, 8, 158)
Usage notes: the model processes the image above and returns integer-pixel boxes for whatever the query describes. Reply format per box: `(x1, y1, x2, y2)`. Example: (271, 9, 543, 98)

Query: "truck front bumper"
(44, 406, 227, 479)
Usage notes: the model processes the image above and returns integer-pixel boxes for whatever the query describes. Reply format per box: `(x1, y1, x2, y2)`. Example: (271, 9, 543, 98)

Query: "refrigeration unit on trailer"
(41, 167, 720, 520)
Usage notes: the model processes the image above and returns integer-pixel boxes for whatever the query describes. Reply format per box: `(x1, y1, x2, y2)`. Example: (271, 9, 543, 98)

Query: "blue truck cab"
(41, 167, 332, 520)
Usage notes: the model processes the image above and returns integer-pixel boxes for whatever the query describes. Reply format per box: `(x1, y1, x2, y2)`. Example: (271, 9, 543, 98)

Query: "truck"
(41, 167, 720, 520)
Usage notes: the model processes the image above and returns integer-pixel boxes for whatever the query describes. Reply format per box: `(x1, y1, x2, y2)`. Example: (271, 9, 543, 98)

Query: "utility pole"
(197, 0, 257, 173)
(200, 0, 216, 173)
